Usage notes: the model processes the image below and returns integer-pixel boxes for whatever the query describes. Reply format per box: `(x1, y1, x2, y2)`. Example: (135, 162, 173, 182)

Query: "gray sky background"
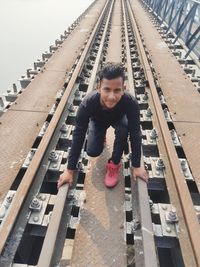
(0, 0, 93, 94)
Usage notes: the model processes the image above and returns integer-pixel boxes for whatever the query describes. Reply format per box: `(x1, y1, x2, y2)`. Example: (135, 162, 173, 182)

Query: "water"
(0, 0, 93, 95)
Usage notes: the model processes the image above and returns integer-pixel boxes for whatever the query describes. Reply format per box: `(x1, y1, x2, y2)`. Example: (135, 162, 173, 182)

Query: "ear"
(123, 84, 126, 90)
(97, 82, 101, 91)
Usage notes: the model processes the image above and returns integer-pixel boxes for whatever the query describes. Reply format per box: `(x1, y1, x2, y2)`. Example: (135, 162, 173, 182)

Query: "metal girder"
(142, 0, 200, 58)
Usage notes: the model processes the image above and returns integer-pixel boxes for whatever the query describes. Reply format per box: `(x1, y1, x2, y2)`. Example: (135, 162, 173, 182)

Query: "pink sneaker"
(104, 161, 121, 188)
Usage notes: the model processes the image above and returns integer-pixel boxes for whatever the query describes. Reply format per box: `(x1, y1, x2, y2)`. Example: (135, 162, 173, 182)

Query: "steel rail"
(87, 0, 115, 94)
(0, 0, 110, 255)
(122, 1, 158, 266)
(127, 0, 200, 266)
(37, 0, 115, 265)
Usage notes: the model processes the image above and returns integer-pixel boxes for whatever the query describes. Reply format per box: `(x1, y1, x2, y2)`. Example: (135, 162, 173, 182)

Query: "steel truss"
(141, 0, 200, 58)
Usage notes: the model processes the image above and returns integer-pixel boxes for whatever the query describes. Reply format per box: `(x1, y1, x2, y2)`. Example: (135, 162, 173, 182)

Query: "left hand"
(132, 166, 149, 183)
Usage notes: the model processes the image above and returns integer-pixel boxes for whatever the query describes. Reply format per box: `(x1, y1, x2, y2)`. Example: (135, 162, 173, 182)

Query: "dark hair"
(98, 62, 125, 82)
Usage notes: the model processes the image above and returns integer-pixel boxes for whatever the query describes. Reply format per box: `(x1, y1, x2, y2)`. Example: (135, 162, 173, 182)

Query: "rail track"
(0, 0, 199, 266)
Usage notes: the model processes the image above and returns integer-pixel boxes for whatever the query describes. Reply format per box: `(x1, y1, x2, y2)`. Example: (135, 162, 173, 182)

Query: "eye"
(114, 88, 122, 93)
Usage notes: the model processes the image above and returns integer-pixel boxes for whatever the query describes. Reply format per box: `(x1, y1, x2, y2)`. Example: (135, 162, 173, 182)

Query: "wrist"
(66, 169, 74, 174)
(132, 166, 141, 169)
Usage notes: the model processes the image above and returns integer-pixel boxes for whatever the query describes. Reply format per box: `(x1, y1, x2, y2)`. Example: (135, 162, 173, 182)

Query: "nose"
(107, 91, 115, 100)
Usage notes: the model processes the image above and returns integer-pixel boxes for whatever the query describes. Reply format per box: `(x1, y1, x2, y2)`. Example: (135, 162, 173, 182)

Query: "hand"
(132, 166, 149, 183)
(57, 169, 74, 189)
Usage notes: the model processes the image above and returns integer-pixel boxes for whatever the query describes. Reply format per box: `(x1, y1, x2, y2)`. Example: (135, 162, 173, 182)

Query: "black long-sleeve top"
(67, 90, 141, 169)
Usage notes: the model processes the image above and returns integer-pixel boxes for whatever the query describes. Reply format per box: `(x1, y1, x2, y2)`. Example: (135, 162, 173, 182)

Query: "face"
(98, 77, 125, 109)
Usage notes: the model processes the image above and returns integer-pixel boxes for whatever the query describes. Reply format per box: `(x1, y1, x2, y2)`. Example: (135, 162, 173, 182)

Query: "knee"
(86, 147, 102, 157)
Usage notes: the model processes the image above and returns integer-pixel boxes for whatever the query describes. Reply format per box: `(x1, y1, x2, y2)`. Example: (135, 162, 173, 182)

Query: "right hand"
(57, 169, 74, 189)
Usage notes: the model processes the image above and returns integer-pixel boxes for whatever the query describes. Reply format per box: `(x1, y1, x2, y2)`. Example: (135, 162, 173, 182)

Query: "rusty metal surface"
(70, 2, 127, 264)
(106, 0, 122, 62)
(70, 129, 127, 267)
(0, 0, 108, 254)
(37, 184, 70, 267)
(123, 1, 158, 265)
(0, 0, 107, 204)
(175, 122, 200, 190)
(128, 1, 200, 266)
(129, 0, 200, 190)
(0, 110, 45, 202)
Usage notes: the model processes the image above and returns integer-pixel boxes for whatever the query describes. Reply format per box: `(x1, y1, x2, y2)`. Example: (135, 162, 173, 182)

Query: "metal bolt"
(149, 199, 153, 210)
(0, 207, 6, 219)
(60, 123, 68, 133)
(132, 219, 141, 231)
(195, 206, 200, 212)
(68, 104, 75, 112)
(166, 226, 171, 233)
(150, 128, 158, 139)
(74, 90, 80, 97)
(44, 121, 49, 128)
(143, 92, 148, 101)
(160, 94, 165, 104)
(146, 107, 152, 117)
(6, 193, 14, 204)
(52, 164, 58, 168)
(156, 159, 165, 171)
(181, 159, 187, 171)
(49, 150, 59, 162)
(31, 198, 40, 208)
(30, 197, 42, 211)
(167, 207, 178, 223)
(125, 194, 131, 201)
(33, 216, 39, 222)
(0, 97, 4, 108)
(39, 194, 46, 201)
(171, 129, 176, 140)
(162, 205, 167, 210)
(164, 108, 169, 119)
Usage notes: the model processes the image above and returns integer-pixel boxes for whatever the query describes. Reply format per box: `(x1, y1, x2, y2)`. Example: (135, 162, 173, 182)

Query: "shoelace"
(107, 165, 118, 176)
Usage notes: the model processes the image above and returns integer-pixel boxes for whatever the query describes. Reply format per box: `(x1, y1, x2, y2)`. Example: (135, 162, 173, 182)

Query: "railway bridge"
(0, 0, 200, 266)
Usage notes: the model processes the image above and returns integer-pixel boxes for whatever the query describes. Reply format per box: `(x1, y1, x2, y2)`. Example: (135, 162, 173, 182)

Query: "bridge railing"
(141, 0, 200, 58)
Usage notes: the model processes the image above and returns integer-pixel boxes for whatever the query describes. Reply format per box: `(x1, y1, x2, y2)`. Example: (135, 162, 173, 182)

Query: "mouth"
(105, 102, 115, 107)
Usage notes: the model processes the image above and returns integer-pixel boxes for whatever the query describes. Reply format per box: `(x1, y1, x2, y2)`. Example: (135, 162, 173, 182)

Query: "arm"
(58, 103, 90, 188)
(127, 97, 149, 183)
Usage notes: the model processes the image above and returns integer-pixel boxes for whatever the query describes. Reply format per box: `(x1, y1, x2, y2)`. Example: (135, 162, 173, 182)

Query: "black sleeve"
(67, 103, 90, 170)
(126, 97, 142, 168)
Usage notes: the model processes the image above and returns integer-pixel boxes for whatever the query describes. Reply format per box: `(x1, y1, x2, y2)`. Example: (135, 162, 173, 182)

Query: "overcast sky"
(0, 0, 93, 94)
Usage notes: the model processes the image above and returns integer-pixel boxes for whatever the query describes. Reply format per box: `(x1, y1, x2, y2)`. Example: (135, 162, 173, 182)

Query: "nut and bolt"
(150, 128, 158, 140)
(49, 150, 59, 162)
(68, 104, 75, 112)
(143, 92, 148, 101)
(30, 197, 42, 211)
(163, 108, 169, 119)
(156, 159, 165, 171)
(167, 207, 178, 223)
(146, 107, 153, 117)
(31, 198, 40, 208)
(60, 123, 68, 133)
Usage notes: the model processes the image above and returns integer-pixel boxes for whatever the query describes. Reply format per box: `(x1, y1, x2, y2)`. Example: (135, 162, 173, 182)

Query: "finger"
(132, 175, 137, 182)
(138, 175, 148, 183)
(57, 178, 65, 189)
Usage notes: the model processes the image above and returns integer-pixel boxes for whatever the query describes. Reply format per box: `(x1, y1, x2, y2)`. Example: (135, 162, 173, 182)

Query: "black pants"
(86, 115, 128, 164)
